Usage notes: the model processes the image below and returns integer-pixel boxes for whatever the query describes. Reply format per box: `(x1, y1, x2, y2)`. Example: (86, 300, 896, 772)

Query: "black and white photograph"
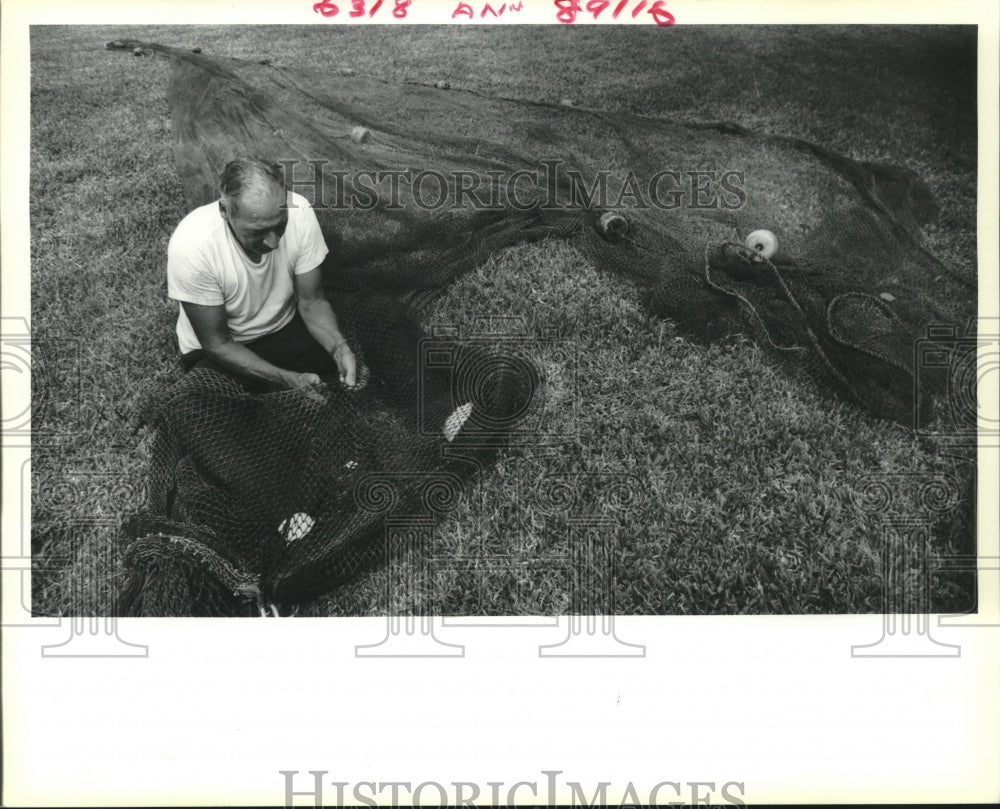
(25, 23, 982, 617)
(3, 2, 999, 806)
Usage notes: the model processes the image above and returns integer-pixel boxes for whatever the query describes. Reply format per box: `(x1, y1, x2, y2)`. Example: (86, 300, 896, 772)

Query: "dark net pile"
(108, 40, 975, 616)
(123, 289, 537, 616)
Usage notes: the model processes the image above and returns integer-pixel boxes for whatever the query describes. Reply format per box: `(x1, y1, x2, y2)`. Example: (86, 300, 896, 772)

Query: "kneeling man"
(168, 157, 356, 392)
(167, 156, 475, 441)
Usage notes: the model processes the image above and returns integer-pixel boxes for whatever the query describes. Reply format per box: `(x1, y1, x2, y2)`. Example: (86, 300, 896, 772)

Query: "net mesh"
(107, 40, 975, 616)
(121, 286, 537, 616)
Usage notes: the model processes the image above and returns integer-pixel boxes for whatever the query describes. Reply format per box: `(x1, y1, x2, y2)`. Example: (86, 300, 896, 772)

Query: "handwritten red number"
(313, 0, 339, 16)
(558, 0, 670, 25)
(393, 0, 411, 16)
(647, 0, 674, 25)
(350, 0, 365, 15)
(585, 0, 608, 17)
(555, 0, 580, 23)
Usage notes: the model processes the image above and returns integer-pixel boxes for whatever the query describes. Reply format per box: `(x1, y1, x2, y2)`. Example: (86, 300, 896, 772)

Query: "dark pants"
(182, 311, 339, 393)
(181, 290, 457, 427)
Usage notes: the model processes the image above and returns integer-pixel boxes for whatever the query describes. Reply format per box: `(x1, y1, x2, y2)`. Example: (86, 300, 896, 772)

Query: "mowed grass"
(28, 25, 977, 616)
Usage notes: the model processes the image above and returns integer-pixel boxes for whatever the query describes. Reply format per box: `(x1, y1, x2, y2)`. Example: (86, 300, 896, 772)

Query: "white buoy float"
(744, 229, 778, 261)
(434, 80, 451, 90)
(350, 126, 371, 144)
(279, 512, 316, 543)
(597, 211, 629, 243)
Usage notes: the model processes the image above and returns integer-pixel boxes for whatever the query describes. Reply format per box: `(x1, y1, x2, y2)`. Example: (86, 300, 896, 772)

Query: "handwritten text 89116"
(555, 0, 674, 26)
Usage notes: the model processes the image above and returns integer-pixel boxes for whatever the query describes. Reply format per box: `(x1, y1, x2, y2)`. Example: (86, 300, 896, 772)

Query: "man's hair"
(219, 157, 285, 211)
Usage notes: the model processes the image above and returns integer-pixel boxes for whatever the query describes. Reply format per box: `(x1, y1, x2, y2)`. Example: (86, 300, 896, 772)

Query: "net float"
(597, 211, 629, 243)
(745, 229, 778, 261)
(434, 80, 451, 90)
(279, 512, 316, 543)
(350, 126, 371, 144)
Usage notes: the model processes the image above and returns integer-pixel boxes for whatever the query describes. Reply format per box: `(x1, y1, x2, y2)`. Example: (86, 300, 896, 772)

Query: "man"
(167, 156, 474, 440)
(168, 157, 356, 393)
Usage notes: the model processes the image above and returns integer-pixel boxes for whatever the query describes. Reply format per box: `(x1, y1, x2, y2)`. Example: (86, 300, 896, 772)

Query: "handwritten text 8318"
(313, 0, 413, 18)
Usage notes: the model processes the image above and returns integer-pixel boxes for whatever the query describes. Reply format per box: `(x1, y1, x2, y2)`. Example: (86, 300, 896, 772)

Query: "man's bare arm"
(295, 267, 357, 387)
(182, 301, 319, 389)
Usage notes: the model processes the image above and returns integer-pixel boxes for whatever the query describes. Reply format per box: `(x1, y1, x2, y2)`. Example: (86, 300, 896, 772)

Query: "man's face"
(220, 183, 289, 260)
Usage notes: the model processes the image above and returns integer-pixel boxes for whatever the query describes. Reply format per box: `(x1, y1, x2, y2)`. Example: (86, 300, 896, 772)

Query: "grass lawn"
(28, 24, 978, 616)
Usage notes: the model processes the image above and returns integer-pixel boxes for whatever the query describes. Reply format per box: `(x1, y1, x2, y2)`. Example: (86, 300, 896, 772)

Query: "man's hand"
(283, 370, 322, 389)
(281, 370, 327, 403)
(184, 301, 319, 391)
(332, 341, 357, 388)
(295, 268, 358, 388)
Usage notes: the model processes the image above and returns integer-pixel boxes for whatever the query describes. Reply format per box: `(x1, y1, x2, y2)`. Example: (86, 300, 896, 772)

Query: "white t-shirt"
(167, 191, 329, 354)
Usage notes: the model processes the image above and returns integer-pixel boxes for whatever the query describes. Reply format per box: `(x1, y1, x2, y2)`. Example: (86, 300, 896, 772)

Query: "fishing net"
(121, 286, 537, 616)
(107, 39, 975, 616)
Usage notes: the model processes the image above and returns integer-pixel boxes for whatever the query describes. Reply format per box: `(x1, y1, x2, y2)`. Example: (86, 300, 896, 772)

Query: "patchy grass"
(29, 24, 977, 616)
